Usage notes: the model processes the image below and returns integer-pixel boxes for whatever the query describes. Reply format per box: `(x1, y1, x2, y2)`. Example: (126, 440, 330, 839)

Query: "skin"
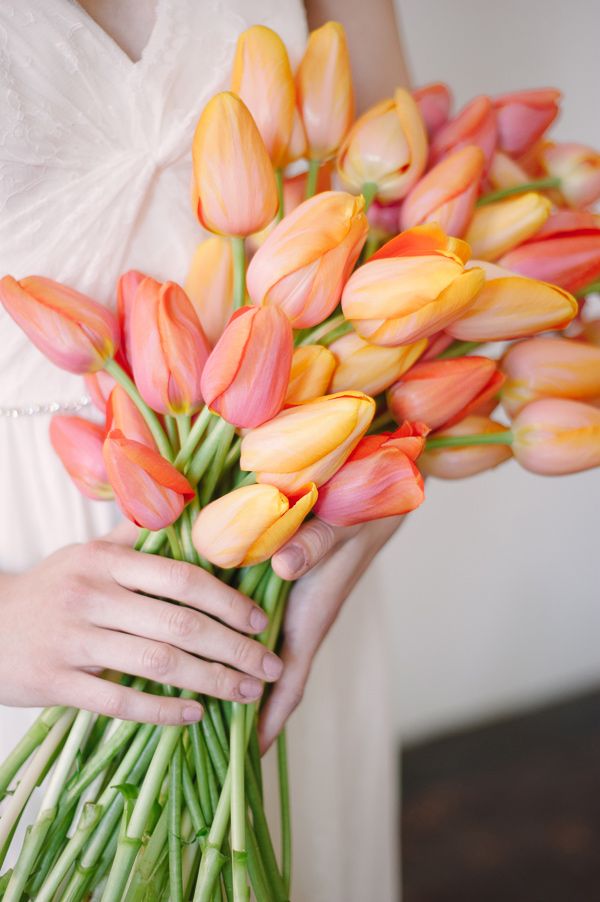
(1, 0, 410, 747)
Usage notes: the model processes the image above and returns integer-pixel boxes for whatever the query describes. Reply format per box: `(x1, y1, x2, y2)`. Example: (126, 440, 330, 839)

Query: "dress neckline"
(67, 0, 166, 70)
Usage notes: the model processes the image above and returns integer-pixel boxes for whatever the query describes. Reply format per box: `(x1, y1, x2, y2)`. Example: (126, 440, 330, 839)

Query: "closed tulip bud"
(465, 192, 552, 261)
(540, 142, 600, 209)
(341, 223, 485, 346)
(106, 385, 156, 447)
(314, 424, 427, 526)
(337, 89, 428, 202)
(103, 429, 194, 529)
(84, 370, 116, 414)
(400, 145, 485, 237)
(285, 345, 336, 404)
(192, 482, 317, 568)
(184, 236, 233, 346)
(130, 278, 210, 416)
(487, 151, 532, 192)
(500, 337, 600, 416)
(296, 22, 354, 160)
(192, 92, 278, 236)
(240, 390, 375, 494)
(492, 88, 560, 157)
(282, 107, 308, 166)
(420, 415, 512, 479)
(446, 261, 578, 342)
(412, 82, 452, 138)
(512, 398, 600, 475)
(0, 275, 118, 374)
(388, 356, 504, 431)
(430, 96, 497, 169)
(330, 331, 427, 395)
(50, 416, 113, 500)
(246, 191, 368, 328)
(116, 269, 146, 368)
(201, 305, 293, 428)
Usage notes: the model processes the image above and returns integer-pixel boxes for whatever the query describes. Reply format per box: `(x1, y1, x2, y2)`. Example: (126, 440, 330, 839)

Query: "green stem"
(363, 230, 380, 260)
(104, 358, 173, 461)
(577, 280, 600, 297)
(274, 168, 285, 223)
(199, 423, 236, 506)
(230, 704, 248, 901)
(277, 731, 291, 897)
(305, 159, 320, 199)
(426, 431, 513, 451)
(174, 406, 214, 470)
(168, 742, 184, 902)
(165, 416, 179, 452)
(297, 313, 348, 347)
(166, 525, 184, 561)
(176, 415, 191, 446)
(476, 177, 561, 207)
(361, 181, 378, 211)
(437, 340, 483, 360)
(0, 706, 67, 799)
(231, 237, 246, 311)
(188, 418, 236, 486)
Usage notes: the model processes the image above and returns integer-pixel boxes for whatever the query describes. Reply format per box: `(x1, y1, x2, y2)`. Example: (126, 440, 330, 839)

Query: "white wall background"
(383, 0, 600, 742)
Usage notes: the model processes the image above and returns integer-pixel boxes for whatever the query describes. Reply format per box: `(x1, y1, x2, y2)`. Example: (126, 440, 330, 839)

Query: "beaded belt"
(0, 396, 91, 418)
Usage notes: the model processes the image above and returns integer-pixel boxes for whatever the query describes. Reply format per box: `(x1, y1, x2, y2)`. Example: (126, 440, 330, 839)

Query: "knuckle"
(305, 521, 336, 559)
(164, 605, 196, 640)
(98, 688, 126, 720)
(231, 635, 253, 667)
(209, 663, 229, 696)
(142, 642, 174, 677)
(288, 684, 305, 712)
(151, 700, 174, 725)
(164, 559, 192, 596)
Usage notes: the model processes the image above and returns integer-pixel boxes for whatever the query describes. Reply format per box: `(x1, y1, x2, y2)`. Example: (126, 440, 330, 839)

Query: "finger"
(258, 649, 310, 754)
(103, 520, 139, 547)
(271, 519, 360, 581)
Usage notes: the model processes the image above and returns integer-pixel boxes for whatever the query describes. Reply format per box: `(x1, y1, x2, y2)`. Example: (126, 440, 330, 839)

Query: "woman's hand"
(0, 525, 282, 725)
(258, 515, 403, 751)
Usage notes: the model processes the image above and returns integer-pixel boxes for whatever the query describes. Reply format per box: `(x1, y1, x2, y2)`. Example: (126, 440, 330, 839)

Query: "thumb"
(103, 518, 139, 547)
(271, 518, 360, 581)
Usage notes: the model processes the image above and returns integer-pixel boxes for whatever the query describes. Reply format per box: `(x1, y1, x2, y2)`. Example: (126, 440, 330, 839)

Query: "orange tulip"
(314, 424, 427, 526)
(412, 82, 452, 138)
(103, 429, 194, 529)
(201, 305, 293, 428)
(337, 89, 428, 202)
(192, 92, 278, 236)
(240, 391, 375, 494)
(388, 356, 504, 431)
(446, 261, 578, 342)
(246, 191, 368, 328)
(400, 145, 485, 236)
(330, 331, 427, 395)
(50, 416, 113, 500)
(106, 385, 156, 448)
(296, 22, 354, 160)
(500, 337, 600, 416)
(184, 236, 233, 346)
(285, 345, 336, 405)
(192, 482, 317, 568)
(84, 370, 116, 414)
(341, 224, 485, 346)
(0, 275, 118, 374)
(492, 88, 561, 157)
(465, 192, 552, 261)
(116, 269, 146, 368)
(540, 142, 600, 209)
(512, 398, 600, 475)
(129, 278, 211, 416)
(420, 415, 512, 479)
(430, 95, 497, 169)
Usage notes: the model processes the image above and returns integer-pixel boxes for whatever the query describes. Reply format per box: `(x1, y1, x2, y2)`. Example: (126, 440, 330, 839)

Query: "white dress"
(0, 2, 398, 898)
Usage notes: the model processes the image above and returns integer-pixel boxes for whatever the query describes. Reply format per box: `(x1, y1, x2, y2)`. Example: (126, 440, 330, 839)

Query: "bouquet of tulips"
(1, 19, 600, 902)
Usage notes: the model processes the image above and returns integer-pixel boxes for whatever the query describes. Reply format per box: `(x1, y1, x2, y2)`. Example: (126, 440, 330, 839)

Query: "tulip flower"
(192, 482, 317, 568)
(512, 398, 600, 475)
(230, 25, 295, 169)
(184, 236, 233, 345)
(314, 424, 427, 526)
(492, 88, 561, 157)
(0, 275, 119, 374)
(285, 345, 336, 405)
(282, 107, 308, 167)
(103, 429, 194, 529)
(388, 356, 504, 431)
(296, 22, 354, 161)
(500, 337, 600, 416)
(430, 95, 497, 169)
(420, 415, 512, 479)
(240, 391, 375, 494)
(106, 385, 157, 447)
(201, 305, 293, 428)
(446, 261, 578, 342)
(84, 370, 116, 414)
(487, 151, 531, 192)
(246, 191, 368, 328)
(540, 142, 600, 209)
(192, 92, 278, 236)
(330, 331, 427, 395)
(465, 192, 552, 261)
(50, 416, 113, 500)
(116, 269, 146, 367)
(341, 224, 485, 346)
(412, 82, 452, 138)
(367, 199, 403, 237)
(337, 89, 428, 202)
(400, 145, 485, 236)
(129, 278, 211, 416)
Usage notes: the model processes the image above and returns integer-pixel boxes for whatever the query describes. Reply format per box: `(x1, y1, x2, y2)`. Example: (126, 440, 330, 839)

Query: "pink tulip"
(412, 82, 452, 138)
(492, 89, 561, 157)
(106, 385, 157, 447)
(50, 416, 113, 500)
(116, 269, 146, 369)
(541, 142, 600, 209)
(84, 370, 116, 415)
(430, 96, 497, 169)
(512, 399, 600, 475)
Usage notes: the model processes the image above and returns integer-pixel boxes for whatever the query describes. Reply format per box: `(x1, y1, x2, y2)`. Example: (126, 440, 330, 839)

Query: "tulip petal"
(243, 483, 318, 565)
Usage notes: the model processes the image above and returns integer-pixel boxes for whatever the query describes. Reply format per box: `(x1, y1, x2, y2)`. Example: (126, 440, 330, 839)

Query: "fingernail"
(276, 544, 306, 576)
(239, 678, 263, 699)
(263, 652, 283, 680)
(250, 607, 269, 632)
(182, 705, 203, 723)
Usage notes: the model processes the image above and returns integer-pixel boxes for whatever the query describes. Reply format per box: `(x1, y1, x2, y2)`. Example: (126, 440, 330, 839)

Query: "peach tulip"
(201, 305, 293, 428)
(184, 236, 233, 346)
(388, 356, 504, 431)
(341, 224, 485, 346)
(465, 192, 552, 261)
(103, 429, 194, 529)
(430, 95, 497, 169)
(50, 416, 113, 500)
(492, 89, 561, 157)
(192, 92, 278, 236)
(296, 22, 354, 160)
(240, 390, 375, 494)
(282, 107, 308, 167)
(246, 191, 368, 328)
(129, 278, 211, 416)
(116, 269, 146, 368)
(412, 82, 452, 138)
(446, 261, 578, 342)
(330, 331, 427, 395)
(285, 345, 336, 405)
(0, 275, 118, 374)
(400, 145, 485, 236)
(487, 151, 531, 192)
(84, 370, 116, 414)
(420, 415, 512, 479)
(314, 424, 427, 526)
(337, 89, 428, 202)
(192, 482, 317, 568)
(512, 398, 600, 475)
(540, 142, 600, 209)
(106, 385, 156, 447)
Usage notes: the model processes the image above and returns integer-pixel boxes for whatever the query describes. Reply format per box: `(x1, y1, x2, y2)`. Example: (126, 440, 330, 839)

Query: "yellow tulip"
(330, 331, 427, 395)
(285, 345, 336, 405)
(465, 193, 552, 261)
(184, 236, 233, 346)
